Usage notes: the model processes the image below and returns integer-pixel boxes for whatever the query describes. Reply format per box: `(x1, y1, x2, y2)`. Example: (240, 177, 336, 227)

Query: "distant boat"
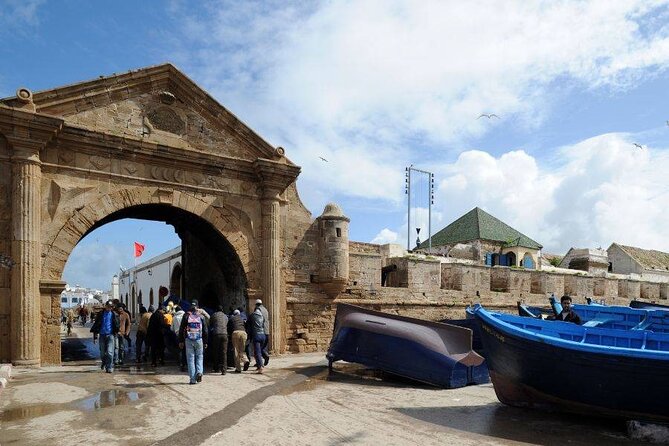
(472, 304, 669, 422)
(327, 303, 489, 388)
(630, 300, 669, 311)
(550, 297, 669, 332)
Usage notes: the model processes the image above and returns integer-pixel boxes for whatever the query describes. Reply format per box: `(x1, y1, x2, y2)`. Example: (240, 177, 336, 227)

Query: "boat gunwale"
(474, 305, 669, 360)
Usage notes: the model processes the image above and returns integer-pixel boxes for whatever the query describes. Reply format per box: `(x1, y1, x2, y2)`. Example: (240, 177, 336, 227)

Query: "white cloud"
(371, 228, 398, 245)
(62, 242, 125, 291)
(162, 2, 669, 254)
(168, 1, 669, 208)
(429, 134, 669, 254)
(0, 0, 45, 28)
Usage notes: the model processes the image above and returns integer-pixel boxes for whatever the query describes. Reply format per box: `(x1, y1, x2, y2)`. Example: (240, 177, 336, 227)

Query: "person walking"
(209, 305, 229, 375)
(248, 306, 267, 374)
(171, 305, 186, 371)
(136, 305, 150, 362)
(254, 299, 270, 366)
(147, 307, 166, 367)
(228, 309, 249, 373)
(178, 300, 208, 384)
(66, 308, 75, 336)
(116, 303, 131, 365)
(90, 300, 120, 373)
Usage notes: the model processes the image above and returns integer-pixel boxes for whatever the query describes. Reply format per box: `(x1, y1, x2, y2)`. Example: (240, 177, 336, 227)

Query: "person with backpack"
(178, 300, 208, 384)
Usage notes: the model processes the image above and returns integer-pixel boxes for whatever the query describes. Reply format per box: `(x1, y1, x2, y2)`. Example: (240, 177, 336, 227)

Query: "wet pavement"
(0, 326, 650, 445)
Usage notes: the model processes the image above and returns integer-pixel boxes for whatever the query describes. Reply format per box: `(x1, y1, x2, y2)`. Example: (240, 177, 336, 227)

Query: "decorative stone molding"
(253, 158, 300, 199)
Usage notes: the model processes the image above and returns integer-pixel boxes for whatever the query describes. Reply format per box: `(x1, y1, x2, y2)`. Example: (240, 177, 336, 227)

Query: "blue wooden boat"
(327, 303, 489, 388)
(438, 317, 484, 354)
(472, 304, 669, 422)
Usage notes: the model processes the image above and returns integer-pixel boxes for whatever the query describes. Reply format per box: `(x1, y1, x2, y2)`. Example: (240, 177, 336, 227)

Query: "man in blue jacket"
(91, 300, 120, 373)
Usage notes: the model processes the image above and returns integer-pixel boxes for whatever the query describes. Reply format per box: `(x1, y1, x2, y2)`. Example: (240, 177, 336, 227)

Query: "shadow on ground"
(395, 403, 636, 446)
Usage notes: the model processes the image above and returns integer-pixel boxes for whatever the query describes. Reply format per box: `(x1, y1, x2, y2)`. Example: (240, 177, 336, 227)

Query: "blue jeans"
(253, 334, 266, 369)
(185, 338, 204, 383)
(99, 334, 115, 372)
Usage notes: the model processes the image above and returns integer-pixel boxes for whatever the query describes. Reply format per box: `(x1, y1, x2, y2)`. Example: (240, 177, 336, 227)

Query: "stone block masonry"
(284, 259, 667, 353)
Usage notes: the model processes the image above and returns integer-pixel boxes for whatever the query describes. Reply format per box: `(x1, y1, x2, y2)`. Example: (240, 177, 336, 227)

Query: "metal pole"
(428, 173, 432, 253)
(407, 167, 411, 251)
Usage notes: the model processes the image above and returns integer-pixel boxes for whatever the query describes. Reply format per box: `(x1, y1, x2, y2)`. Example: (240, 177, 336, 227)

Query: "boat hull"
(327, 304, 489, 388)
(476, 315, 669, 422)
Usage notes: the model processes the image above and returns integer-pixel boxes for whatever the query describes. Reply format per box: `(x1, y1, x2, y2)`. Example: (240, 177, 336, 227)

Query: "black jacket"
(228, 314, 245, 333)
(209, 311, 229, 336)
(557, 309, 582, 325)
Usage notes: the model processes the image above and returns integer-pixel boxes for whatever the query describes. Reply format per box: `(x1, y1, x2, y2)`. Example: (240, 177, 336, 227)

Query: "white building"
(608, 243, 669, 283)
(118, 246, 182, 318)
(60, 284, 106, 309)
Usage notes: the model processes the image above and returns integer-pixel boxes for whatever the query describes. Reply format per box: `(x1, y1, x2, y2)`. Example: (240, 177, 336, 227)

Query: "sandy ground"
(0, 325, 643, 446)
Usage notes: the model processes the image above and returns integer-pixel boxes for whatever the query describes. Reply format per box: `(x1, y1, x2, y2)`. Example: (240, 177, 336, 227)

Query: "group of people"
(90, 296, 271, 384)
(61, 305, 92, 335)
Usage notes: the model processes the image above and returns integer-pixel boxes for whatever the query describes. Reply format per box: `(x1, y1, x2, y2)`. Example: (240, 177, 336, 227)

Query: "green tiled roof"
(420, 207, 542, 250)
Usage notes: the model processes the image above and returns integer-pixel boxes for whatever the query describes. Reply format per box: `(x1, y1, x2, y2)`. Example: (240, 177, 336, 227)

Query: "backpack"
(186, 312, 202, 341)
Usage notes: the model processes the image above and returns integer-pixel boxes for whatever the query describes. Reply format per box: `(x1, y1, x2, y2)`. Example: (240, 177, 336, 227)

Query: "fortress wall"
(285, 259, 665, 353)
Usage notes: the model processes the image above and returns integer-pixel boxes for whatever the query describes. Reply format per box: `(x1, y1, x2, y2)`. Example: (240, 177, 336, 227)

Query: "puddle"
(281, 369, 330, 396)
(0, 389, 144, 422)
(73, 389, 142, 410)
(0, 405, 56, 422)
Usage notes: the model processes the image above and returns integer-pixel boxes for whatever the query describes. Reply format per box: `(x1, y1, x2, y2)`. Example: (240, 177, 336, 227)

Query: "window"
(72, 297, 78, 303)
(61, 297, 68, 303)
(336, 228, 341, 237)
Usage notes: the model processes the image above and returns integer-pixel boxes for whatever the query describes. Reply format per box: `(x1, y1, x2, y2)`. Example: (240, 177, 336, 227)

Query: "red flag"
(134, 242, 145, 258)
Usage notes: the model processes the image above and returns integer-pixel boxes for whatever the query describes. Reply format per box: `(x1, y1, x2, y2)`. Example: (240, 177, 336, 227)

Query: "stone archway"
(0, 64, 302, 365)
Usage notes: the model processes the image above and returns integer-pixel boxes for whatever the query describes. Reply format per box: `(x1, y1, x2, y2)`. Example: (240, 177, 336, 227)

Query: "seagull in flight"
(319, 156, 329, 162)
(478, 113, 499, 119)
(633, 143, 644, 150)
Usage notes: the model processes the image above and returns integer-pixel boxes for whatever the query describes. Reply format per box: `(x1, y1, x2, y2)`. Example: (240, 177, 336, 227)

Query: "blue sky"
(3, 1, 669, 289)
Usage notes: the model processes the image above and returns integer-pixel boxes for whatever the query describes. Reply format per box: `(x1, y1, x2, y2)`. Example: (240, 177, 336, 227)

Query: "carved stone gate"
(0, 64, 307, 365)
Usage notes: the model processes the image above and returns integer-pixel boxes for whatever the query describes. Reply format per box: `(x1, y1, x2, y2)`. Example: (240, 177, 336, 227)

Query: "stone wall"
(641, 282, 661, 300)
(619, 280, 641, 301)
(40, 280, 65, 364)
(490, 267, 531, 294)
(384, 257, 440, 291)
(0, 138, 10, 361)
(284, 259, 669, 353)
(441, 264, 490, 294)
(530, 271, 564, 296)
(594, 278, 618, 298)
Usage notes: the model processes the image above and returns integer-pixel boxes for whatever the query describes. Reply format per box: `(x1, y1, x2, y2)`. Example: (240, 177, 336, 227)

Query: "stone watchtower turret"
(316, 203, 350, 297)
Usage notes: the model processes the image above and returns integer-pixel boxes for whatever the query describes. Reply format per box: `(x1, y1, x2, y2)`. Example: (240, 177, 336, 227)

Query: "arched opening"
(522, 253, 535, 269)
(507, 252, 517, 267)
(170, 263, 183, 298)
(58, 202, 249, 363)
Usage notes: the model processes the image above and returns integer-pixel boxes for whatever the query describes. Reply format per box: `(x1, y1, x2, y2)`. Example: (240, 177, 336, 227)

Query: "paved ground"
(0, 325, 643, 445)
